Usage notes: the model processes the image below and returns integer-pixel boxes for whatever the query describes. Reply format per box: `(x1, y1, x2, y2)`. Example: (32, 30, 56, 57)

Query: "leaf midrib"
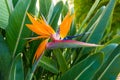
(98, 53, 120, 80)
(13, 0, 31, 57)
(5, 0, 11, 15)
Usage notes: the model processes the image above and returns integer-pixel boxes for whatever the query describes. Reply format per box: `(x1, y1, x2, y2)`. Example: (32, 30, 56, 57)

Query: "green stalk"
(25, 54, 44, 80)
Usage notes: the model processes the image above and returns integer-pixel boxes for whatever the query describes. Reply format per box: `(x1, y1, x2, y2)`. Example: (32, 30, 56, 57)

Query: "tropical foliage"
(0, 0, 120, 80)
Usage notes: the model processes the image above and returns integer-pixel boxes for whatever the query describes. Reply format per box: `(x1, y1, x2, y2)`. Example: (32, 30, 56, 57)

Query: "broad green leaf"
(75, 0, 117, 62)
(69, 20, 76, 36)
(48, 1, 63, 30)
(86, 0, 117, 44)
(92, 45, 120, 80)
(39, 0, 52, 19)
(98, 54, 120, 80)
(81, 6, 105, 41)
(0, 0, 12, 29)
(59, 53, 103, 80)
(82, 6, 106, 36)
(12, 0, 18, 7)
(53, 49, 68, 73)
(28, 0, 37, 15)
(46, 2, 54, 23)
(39, 56, 59, 74)
(61, 1, 68, 19)
(0, 35, 11, 80)
(9, 53, 24, 80)
(80, 6, 105, 41)
(6, 0, 36, 57)
(100, 43, 118, 62)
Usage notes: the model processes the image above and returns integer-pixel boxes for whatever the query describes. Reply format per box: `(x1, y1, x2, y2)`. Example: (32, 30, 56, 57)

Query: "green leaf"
(0, 35, 11, 80)
(69, 20, 76, 36)
(61, 1, 68, 19)
(53, 49, 68, 73)
(39, 56, 59, 74)
(100, 43, 118, 62)
(75, 0, 117, 62)
(6, 0, 36, 57)
(80, 6, 105, 42)
(9, 53, 24, 80)
(105, 36, 120, 44)
(98, 53, 120, 80)
(0, 0, 12, 29)
(87, 0, 117, 44)
(39, 0, 52, 19)
(82, 6, 106, 35)
(48, 1, 63, 30)
(12, 0, 18, 7)
(92, 44, 120, 80)
(75, 0, 100, 33)
(59, 53, 103, 80)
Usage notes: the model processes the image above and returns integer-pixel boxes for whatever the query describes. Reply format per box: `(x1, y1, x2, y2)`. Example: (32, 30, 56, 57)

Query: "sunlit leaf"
(0, 0, 12, 29)
(6, 0, 36, 56)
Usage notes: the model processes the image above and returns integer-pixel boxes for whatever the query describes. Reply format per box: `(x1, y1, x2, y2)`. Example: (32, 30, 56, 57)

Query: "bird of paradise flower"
(26, 12, 100, 63)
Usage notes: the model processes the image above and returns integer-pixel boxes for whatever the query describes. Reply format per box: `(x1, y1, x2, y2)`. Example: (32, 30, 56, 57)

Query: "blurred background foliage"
(0, 0, 120, 80)
(74, 0, 120, 38)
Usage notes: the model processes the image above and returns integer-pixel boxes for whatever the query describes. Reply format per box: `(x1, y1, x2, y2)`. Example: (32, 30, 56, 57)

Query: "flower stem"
(25, 54, 44, 80)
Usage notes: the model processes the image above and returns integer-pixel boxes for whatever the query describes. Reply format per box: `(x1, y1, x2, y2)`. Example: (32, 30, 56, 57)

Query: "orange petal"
(26, 24, 50, 36)
(60, 12, 74, 39)
(26, 13, 55, 36)
(38, 18, 55, 35)
(33, 39, 48, 62)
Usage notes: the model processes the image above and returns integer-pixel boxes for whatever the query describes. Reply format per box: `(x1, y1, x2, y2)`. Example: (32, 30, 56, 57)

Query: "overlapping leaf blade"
(100, 43, 118, 62)
(39, 56, 59, 74)
(82, 6, 106, 36)
(92, 45, 120, 80)
(86, 0, 117, 44)
(0, 35, 11, 80)
(48, 1, 63, 30)
(12, 0, 18, 7)
(75, 0, 100, 33)
(0, 0, 12, 29)
(6, 0, 36, 56)
(98, 53, 120, 80)
(39, 0, 52, 19)
(53, 49, 68, 73)
(59, 53, 103, 80)
(76, 0, 117, 62)
(9, 53, 24, 80)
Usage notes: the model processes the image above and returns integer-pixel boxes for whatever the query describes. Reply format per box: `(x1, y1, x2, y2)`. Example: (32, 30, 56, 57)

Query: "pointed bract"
(33, 39, 48, 62)
(26, 13, 55, 37)
(47, 40, 101, 49)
